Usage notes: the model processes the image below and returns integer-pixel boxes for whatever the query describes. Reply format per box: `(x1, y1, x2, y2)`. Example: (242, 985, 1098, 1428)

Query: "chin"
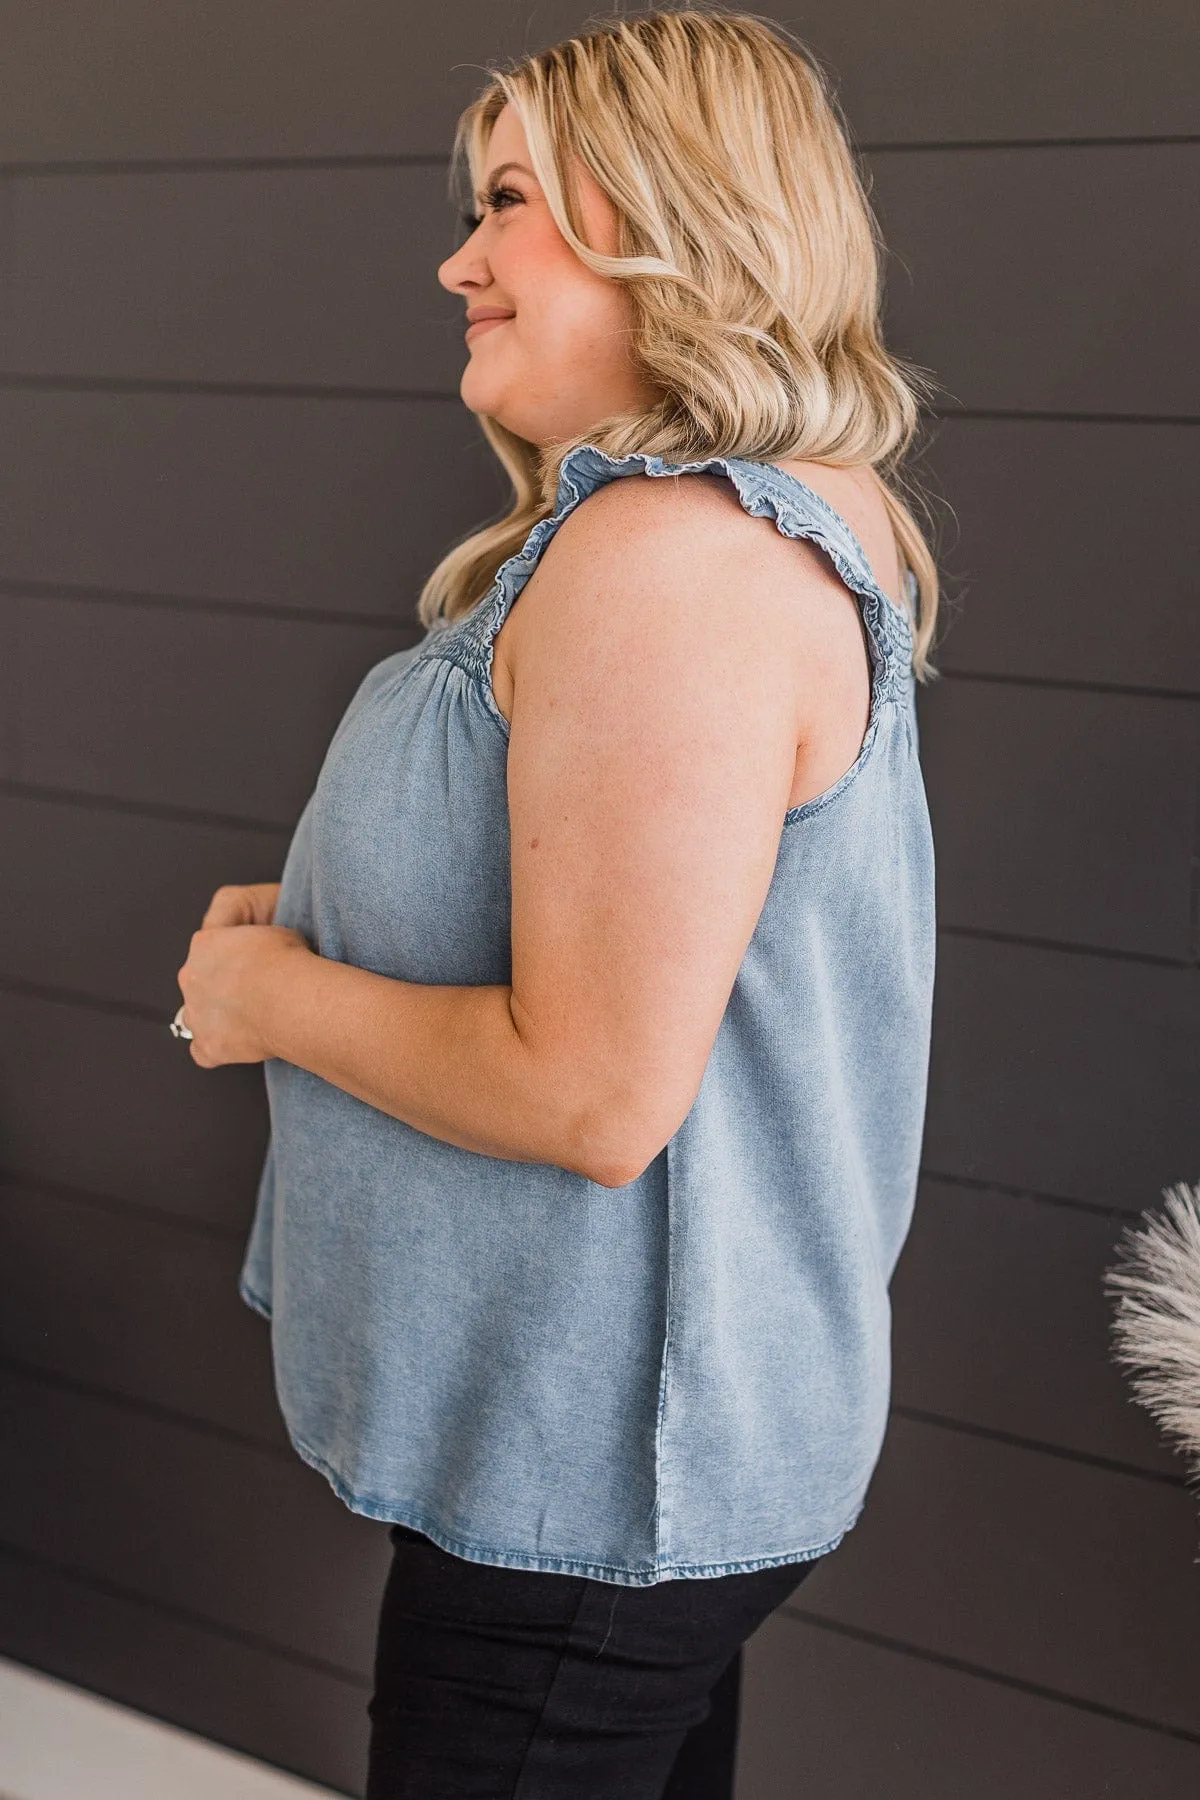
(459, 367, 504, 415)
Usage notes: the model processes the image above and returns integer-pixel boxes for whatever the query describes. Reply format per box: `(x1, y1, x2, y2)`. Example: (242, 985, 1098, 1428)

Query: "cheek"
(522, 279, 629, 365)
(512, 233, 609, 319)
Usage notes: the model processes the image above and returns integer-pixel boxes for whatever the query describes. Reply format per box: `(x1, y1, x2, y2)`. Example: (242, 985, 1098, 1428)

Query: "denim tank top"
(239, 443, 937, 1586)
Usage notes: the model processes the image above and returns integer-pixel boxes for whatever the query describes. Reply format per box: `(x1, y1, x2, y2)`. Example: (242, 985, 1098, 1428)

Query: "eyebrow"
(475, 160, 536, 200)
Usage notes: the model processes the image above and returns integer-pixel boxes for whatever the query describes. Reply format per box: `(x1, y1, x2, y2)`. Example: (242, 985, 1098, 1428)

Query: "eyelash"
(459, 184, 522, 235)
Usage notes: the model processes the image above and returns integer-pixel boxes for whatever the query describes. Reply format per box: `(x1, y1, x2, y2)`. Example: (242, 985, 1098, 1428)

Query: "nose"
(437, 231, 487, 295)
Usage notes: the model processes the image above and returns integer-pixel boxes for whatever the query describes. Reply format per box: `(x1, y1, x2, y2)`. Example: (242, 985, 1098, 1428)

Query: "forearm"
(258, 948, 612, 1182)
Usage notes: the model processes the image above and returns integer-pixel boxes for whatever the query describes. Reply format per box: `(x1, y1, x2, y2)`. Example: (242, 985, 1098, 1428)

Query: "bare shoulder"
(491, 468, 815, 730)
(492, 462, 884, 732)
(546, 463, 759, 555)
(535, 458, 899, 618)
(510, 464, 840, 646)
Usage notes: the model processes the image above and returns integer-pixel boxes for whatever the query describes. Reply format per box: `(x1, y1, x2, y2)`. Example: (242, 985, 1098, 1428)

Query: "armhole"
(746, 486, 913, 830)
(780, 551, 890, 830)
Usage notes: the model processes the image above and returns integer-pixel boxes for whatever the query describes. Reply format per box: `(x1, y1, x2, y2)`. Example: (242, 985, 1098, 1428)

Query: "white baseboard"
(0, 1657, 348, 1800)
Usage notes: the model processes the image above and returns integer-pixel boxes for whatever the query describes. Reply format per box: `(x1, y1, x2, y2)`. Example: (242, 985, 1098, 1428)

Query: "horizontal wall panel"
(0, 2, 522, 164)
(921, 417, 1200, 692)
(0, 795, 290, 1011)
(738, 1608, 1200, 1800)
(0, 1366, 391, 1679)
(0, 1181, 286, 1449)
(0, 992, 267, 1231)
(892, 1178, 1179, 1478)
(3, 593, 406, 823)
(0, 391, 509, 616)
(800, 1414, 1200, 1737)
(918, 681, 1197, 958)
(872, 143, 1200, 418)
(923, 937, 1200, 1210)
(0, 1550, 366, 1796)
(6, 148, 1197, 417)
(4, 166, 467, 390)
(805, 1, 1200, 144)
(0, 2, 1193, 163)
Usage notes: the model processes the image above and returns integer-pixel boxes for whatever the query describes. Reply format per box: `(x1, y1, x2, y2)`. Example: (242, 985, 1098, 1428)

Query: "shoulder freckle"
(581, 472, 747, 559)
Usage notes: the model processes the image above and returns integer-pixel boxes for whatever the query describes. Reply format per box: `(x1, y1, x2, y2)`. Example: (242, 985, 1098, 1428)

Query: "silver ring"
(170, 1004, 194, 1041)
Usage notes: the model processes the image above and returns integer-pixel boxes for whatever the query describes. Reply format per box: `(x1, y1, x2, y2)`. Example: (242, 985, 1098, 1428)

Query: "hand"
(201, 882, 282, 928)
(176, 918, 311, 1068)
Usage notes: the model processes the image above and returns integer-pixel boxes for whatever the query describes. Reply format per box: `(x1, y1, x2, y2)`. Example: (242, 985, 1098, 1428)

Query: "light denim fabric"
(239, 443, 937, 1586)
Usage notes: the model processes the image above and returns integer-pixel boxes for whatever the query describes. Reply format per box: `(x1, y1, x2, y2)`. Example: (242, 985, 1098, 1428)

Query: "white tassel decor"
(1104, 1179, 1200, 1494)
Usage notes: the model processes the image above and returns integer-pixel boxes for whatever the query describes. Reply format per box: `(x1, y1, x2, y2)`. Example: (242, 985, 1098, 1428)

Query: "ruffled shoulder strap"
(440, 443, 915, 709)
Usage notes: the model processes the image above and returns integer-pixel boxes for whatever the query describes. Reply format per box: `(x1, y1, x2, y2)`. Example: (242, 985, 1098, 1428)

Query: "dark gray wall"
(1, 5, 1197, 1795)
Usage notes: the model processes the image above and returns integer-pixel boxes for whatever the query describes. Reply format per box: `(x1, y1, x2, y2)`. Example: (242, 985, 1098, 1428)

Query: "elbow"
(560, 1098, 671, 1190)
(575, 1154, 655, 1191)
(510, 999, 682, 1188)
(585, 1152, 654, 1190)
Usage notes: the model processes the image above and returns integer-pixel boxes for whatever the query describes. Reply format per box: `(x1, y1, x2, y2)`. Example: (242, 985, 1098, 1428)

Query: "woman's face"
(437, 103, 659, 448)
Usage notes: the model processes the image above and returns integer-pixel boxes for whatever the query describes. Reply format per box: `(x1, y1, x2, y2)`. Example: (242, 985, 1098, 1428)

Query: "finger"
(201, 885, 252, 928)
(248, 883, 281, 926)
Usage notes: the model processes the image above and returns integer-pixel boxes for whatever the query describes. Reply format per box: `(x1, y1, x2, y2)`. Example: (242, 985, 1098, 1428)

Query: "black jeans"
(366, 1522, 825, 1798)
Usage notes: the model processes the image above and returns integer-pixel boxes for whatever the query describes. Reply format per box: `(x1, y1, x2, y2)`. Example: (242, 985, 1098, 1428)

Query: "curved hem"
(239, 1281, 866, 1583)
(239, 1275, 272, 1320)
(283, 1420, 862, 1586)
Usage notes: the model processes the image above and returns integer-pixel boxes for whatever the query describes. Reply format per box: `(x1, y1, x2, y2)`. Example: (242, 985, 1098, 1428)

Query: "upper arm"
(504, 472, 825, 1187)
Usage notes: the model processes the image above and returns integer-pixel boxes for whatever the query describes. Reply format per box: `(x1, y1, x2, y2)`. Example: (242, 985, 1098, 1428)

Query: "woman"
(173, 10, 940, 1794)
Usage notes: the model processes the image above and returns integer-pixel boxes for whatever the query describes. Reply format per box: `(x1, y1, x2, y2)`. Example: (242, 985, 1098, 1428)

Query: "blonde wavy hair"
(419, 5, 944, 681)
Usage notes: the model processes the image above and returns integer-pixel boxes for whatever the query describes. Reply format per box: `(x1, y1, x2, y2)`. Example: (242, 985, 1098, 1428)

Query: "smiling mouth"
(465, 316, 514, 340)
